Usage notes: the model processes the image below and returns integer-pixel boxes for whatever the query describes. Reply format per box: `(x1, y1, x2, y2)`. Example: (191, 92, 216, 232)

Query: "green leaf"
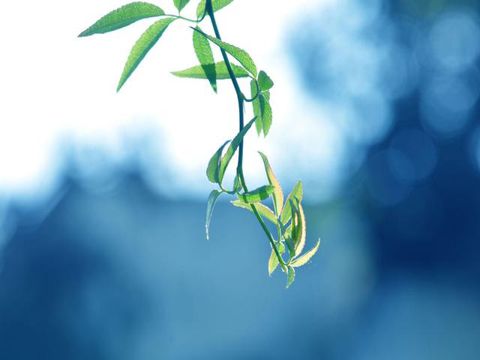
(231, 200, 277, 224)
(280, 181, 304, 225)
(117, 18, 175, 91)
(218, 118, 255, 182)
(259, 94, 273, 136)
(193, 28, 257, 76)
(173, 0, 191, 12)
(258, 152, 284, 216)
(251, 80, 263, 135)
(206, 140, 230, 183)
(197, 0, 235, 19)
(291, 240, 321, 268)
(233, 174, 243, 193)
(286, 266, 295, 288)
(292, 203, 306, 257)
(79, 2, 165, 37)
(268, 242, 285, 276)
(193, 26, 217, 92)
(238, 185, 274, 204)
(206, 190, 222, 240)
(258, 70, 274, 91)
(172, 61, 249, 79)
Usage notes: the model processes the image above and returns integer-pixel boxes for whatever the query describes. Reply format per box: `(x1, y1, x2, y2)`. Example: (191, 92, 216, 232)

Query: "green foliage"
(79, 0, 320, 288)
(79, 2, 165, 37)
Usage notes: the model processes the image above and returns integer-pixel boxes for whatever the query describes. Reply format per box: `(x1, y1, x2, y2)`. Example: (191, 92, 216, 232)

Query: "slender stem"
(206, 0, 287, 270)
(163, 13, 203, 23)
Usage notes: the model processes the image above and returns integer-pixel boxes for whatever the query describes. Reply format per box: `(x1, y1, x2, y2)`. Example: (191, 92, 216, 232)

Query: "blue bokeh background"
(1, 0, 480, 359)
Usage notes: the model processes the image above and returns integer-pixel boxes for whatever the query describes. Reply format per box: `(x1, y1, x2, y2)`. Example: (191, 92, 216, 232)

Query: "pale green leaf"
(251, 80, 263, 135)
(292, 203, 306, 257)
(238, 185, 274, 204)
(206, 140, 230, 183)
(79, 2, 165, 37)
(280, 181, 304, 225)
(231, 200, 277, 224)
(171, 61, 249, 79)
(233, 174, 243, 193)
(218, 118, 255, 182)
(258, 152, 283, 216)
(286, 266, 295, 288)
(259, 94, 273, 136)
(291, 240, 321, 268)
(197, 0, 235, 19)
(173, 0, 191, 12)
(258, 70, 274, 91)
(268, 242, 285, 276)
(206, 190, 222, 240)
(117, 18, 175, 91)
(193, 26, 217, 92)
(193, 28, 257, 76)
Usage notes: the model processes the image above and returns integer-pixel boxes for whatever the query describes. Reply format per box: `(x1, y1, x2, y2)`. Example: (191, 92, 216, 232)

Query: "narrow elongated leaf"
(258, 152, 283, 215)
(79, 2, 165, 37)
(258, 70, 274, 91)
(117, 18, 175, 91)
(268, 242, 285, 276)
(292, 203, 306, 256)
(206, 190, 222, 240)
(259, 94, 273, 136)
(193, 28, 257, 76)
(193, 26, 217, 92)
(173, 0, 191, 12)
(206, 141, 230, 183)
(172, 61, 248, 79)
(238, 185, 274, 204)
(218, 118, 255, 182)
(286, 266, 296, 288)
(231, 200, 277, 224)
(251, 80, 263, 135)
(233, 174, 243, 193)
(280, 181, 304, 225)
(291, 240, 321, 268)
(197, 0, 235, 19)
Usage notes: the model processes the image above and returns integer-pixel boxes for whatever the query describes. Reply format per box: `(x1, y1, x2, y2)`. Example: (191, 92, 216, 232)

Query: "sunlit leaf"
(173, 0, 191, 12)
(193, 28, 257, 76)
(218, 118, 255, 182)
(205, 190, 222, 240)
(251, 80, 263, 135)
(286, 266, 295, 288)
(172, 61, 248, 79)
(291, 240, 321, 268)
(79, 2, 165, 37)
(259, 94, 273, 136)
(258, 70, 274, 91)
(193, 26, 217, 92)
(280, 181, 303, 225)
(197, 0, 235, 19)
(258, 152, 283, 216)
(268, 242, 285, 276)
(292, 203, 306, 257)
(117, 18, 175, 91)
(231, 200, 277, 224)
(206, 140, 230, 183)
(238, 185, 274, 204)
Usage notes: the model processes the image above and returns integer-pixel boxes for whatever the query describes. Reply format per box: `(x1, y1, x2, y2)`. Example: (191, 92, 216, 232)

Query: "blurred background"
(1, 0, 480, 358)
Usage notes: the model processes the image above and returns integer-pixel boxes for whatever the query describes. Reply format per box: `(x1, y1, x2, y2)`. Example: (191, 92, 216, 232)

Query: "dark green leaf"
(197, 0, 235, 19)
(117, 18, 175, 91)
(173, 0, 191, 12)
(286, 266, 295, 288)
(231, 200, 277, 224)
(206, 141, 230, 183)
(218, 118, 255, 182)
(251, 80, 263, 135)
(259, 94, 273, 136)
(193, 26, 217, 92)
(171, 61, 249, 79)
(280, 181, 304, 225)
(291, 240, 321, 268)
(258, 70, 274, 91)
(206, 190, 222, 240)
(193, 28, 257, 76)
(238, 185, 274, 204)
(79, 2, 165, 37)
(258, 152, 284, 216)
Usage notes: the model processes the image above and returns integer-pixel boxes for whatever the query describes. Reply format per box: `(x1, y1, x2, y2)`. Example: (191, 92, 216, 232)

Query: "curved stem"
(206, 0, 287, 270)
(163, 13, 203, 23)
